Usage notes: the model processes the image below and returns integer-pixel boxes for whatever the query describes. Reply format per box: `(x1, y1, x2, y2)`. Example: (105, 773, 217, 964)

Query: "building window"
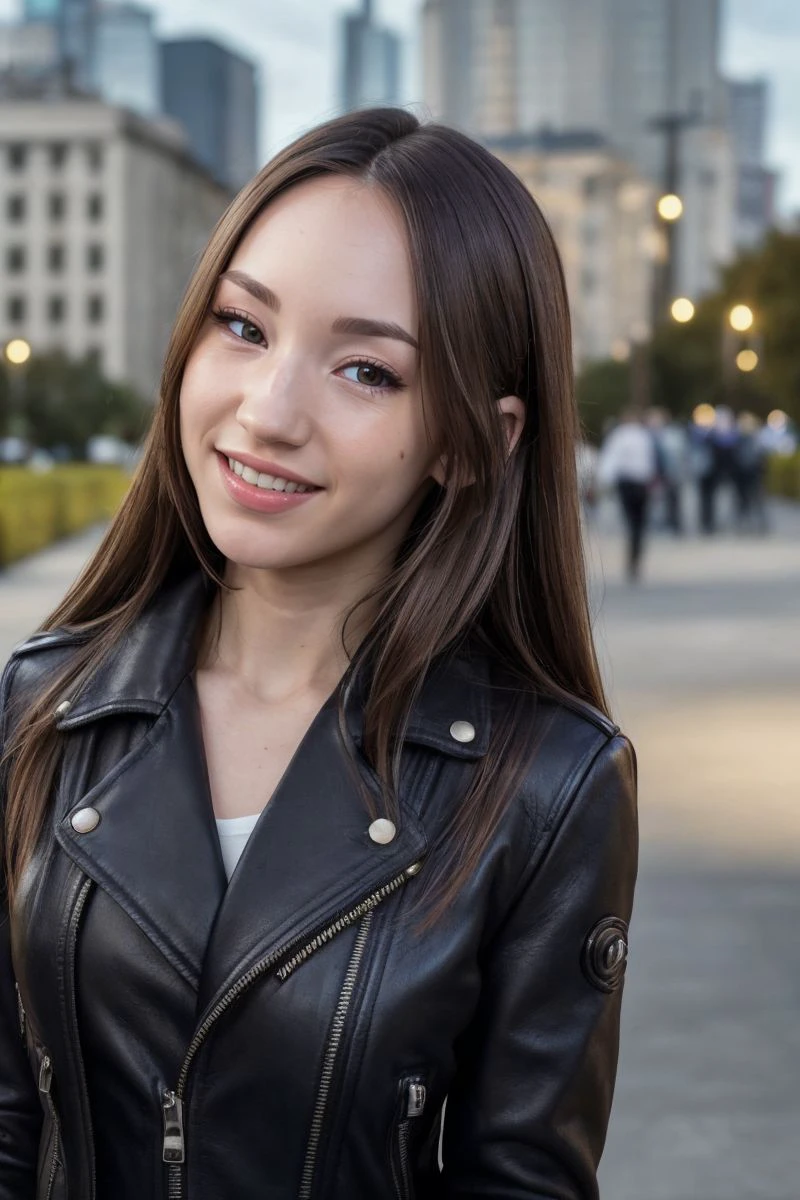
(87, 242, 104, 272)
(48, 192, 67, 221)
(87, 192, 104, 221)
(86, 142, 104, 172)
(48, 243, 66, 273)
(48, 295, 66, 324)
(7, 295, 27, 324)
(49, 142, 68, 169)
(6, 245, 26, 274)
(7, 143, 27, 170)
(6, 194, 26, 222)
(583, 176, 601, 199)
(86, 346, 104, 370)
(87, 294, 104, 323)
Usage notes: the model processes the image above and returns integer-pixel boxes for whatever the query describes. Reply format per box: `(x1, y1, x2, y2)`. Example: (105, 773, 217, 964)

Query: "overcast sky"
(2, 0, 800, 212)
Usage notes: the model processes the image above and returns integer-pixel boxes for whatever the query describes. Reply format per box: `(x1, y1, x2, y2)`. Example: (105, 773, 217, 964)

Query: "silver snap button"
(54, 699, 71, 719)
(368, 818, 396, 845)
(449, 720, 476, 744)
(71, 807, 100, 834)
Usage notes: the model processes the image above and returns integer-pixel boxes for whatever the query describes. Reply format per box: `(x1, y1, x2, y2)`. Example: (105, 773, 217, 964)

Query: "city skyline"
(1, 0, 799, 213)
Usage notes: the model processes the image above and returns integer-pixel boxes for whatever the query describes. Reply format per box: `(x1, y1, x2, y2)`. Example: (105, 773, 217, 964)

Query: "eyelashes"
(209, 306, 406, 394)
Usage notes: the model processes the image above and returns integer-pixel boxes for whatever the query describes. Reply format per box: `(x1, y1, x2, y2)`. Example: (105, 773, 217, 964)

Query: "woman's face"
(180, 176, 441, 580)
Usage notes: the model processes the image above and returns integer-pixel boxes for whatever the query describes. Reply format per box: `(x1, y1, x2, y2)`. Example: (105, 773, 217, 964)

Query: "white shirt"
(215, 813, 260, 881)
(597, 423, 658, 486)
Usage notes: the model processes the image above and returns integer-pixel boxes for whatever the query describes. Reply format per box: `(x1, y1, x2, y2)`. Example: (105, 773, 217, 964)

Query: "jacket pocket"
(36, 1053, 64, 1200)
(389, 1074, 427, 1200)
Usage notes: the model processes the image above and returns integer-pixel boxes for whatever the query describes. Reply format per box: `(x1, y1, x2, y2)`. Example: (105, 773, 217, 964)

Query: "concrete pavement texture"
(1, 504, 799, 1199)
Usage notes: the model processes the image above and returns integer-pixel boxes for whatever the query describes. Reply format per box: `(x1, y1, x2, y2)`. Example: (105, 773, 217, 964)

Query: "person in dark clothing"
(598, 410, 658, 580)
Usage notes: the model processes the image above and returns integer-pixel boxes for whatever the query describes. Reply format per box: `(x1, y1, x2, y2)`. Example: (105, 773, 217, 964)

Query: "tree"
(0, 352, 150, 458)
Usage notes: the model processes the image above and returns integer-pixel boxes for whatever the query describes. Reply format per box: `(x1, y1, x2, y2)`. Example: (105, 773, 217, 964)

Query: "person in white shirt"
(598, 409, 659, 580)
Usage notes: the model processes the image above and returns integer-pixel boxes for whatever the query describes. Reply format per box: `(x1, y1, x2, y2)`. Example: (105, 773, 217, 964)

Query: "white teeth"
(227, 456, 314, 493)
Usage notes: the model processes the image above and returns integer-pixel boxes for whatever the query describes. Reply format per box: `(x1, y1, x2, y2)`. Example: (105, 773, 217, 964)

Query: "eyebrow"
(219, 269, 419, 351)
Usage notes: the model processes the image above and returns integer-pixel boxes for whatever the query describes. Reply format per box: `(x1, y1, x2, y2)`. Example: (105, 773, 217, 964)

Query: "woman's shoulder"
(1, 629, 85, 728)
(487, 675, 635, 838)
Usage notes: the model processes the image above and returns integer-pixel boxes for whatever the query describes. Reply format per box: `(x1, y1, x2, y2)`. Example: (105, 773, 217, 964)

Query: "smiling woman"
(1, 108, 637, 1200)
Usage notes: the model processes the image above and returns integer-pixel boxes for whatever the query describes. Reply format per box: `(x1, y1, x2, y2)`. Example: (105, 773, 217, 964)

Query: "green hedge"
(766, 453, 800, 500)
(0, 466, 130, 567)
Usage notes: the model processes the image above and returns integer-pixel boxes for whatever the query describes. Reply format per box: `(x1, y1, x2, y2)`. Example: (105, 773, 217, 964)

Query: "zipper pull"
(404, 1080, 427, 1119)
(162, 1090, 185, 1163)
(38, 1054, 53, 1095)
(15, 982, 26, 1043)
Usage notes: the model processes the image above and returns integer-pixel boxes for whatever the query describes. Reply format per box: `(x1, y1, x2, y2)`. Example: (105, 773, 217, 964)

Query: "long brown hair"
(4, 108, 606, 920)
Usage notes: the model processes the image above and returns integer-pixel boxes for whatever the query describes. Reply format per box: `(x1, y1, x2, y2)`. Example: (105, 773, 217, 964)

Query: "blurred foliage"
(0, 465, 130, 566)
(767, 452, 800, 500)
(577, 230, 800, 436)
(576, 359, 631, 443)
(0, 351, 150, 458)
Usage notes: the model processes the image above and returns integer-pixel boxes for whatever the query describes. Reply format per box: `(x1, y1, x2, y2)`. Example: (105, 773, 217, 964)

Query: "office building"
(23, 0, 96, 91)
(93, 3, 160, 118)
(161, 37, 258, 192)
(341, 0, 402, 111)
(0, 95, 230, 398)
(0, 20, 60, 88)
(423, 0, 736, 305)
(488, 131, 656, 364)
(727, 79, 778, 248)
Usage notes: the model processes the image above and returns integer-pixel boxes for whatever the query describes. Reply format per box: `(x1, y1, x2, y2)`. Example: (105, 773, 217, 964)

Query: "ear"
(498, 394, 526, 455)
(430, 394, 526, 487)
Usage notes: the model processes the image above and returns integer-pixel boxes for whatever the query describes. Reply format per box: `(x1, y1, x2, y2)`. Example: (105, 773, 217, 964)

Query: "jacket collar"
(55, 571, 492, 760)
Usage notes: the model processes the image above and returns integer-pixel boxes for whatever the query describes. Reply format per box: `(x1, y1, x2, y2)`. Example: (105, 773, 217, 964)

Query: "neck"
(197, 560, 381, 704)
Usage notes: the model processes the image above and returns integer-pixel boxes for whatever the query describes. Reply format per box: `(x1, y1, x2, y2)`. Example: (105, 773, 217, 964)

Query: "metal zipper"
(39, 1054, 61, 1200)
(15, 980, 26, 1042)
(161, 859, 423, 1199)
(64, 877, 96, 1200)
(298, 910, 374, 1200)
(392, 1078, 427, 1200)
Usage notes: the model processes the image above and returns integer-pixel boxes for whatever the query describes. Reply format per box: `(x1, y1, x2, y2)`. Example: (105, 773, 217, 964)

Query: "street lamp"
(729, 304, 754, 333)
(736, 348, 758, 372)
(657, 193, 684, 222)
(2, 338, 32, 438)
(3, 337, 31, 366)
(670, 297, 695, 323)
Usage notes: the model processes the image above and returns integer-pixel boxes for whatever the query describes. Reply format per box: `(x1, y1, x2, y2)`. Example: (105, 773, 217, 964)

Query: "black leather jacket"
(1, 573, 638, 1200)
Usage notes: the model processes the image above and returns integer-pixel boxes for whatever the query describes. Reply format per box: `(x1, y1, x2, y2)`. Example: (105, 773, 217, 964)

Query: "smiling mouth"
(225, 456, 320, 494)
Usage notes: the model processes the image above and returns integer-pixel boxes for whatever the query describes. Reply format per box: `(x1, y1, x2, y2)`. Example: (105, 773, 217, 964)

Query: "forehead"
(227, 176, 417, 323)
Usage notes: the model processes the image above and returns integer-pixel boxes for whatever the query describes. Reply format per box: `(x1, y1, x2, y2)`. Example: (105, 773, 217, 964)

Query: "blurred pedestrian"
(598, 408, 659, 580)
(732, 412, 769, 535)
(0, 109, 637, 1199)
(575, 436, 599, 519)
(647, 407, 689, 535)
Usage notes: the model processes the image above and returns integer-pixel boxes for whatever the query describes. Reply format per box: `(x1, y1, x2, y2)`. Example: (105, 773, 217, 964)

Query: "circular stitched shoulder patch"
(581, 916, 629, 993)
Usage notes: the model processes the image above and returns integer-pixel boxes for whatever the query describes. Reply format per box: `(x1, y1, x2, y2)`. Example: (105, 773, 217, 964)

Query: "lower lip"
(217, 454, 320, 514)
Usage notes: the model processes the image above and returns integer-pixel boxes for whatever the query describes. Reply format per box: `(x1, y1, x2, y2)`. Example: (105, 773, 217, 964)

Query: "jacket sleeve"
(440, 734, 638, 1198)
(0, 657, 41, 1198)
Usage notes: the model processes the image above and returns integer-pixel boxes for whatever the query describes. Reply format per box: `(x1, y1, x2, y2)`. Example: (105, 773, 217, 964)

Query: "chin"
(201, 513, 308, 572)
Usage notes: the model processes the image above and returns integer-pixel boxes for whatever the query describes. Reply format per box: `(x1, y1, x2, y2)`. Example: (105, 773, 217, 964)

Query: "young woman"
(1, 108, 637, 1200)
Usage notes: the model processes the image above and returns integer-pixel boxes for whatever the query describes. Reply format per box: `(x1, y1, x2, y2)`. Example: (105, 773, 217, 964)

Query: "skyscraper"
(340, 0, 401, 112)
(23, 0, 95, 90)
(161, 38, 258, 192)
(727, 79, 778, 248)
(93, 3, 160, 118)
(423, 0, 734, 300)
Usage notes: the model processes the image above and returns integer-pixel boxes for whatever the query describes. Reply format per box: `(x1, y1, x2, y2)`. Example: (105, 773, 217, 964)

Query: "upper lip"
(218, 449, 321, 488)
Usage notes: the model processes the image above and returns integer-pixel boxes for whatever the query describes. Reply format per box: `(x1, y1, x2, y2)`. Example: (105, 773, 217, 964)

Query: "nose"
(235, 354, 312, 447)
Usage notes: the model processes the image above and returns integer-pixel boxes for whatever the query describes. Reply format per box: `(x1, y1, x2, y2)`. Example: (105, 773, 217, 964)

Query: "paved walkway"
(2, 505, 799, 1199)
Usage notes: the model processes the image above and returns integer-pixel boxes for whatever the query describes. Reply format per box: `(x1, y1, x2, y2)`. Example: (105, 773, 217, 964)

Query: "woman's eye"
(228, 317, 263, 345)
(340, 362, 395, 389)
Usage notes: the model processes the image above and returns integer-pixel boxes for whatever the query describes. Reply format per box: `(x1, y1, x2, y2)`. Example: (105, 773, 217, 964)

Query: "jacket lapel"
(56, 674, 227, 990)
(196, 692, 428, 1013)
